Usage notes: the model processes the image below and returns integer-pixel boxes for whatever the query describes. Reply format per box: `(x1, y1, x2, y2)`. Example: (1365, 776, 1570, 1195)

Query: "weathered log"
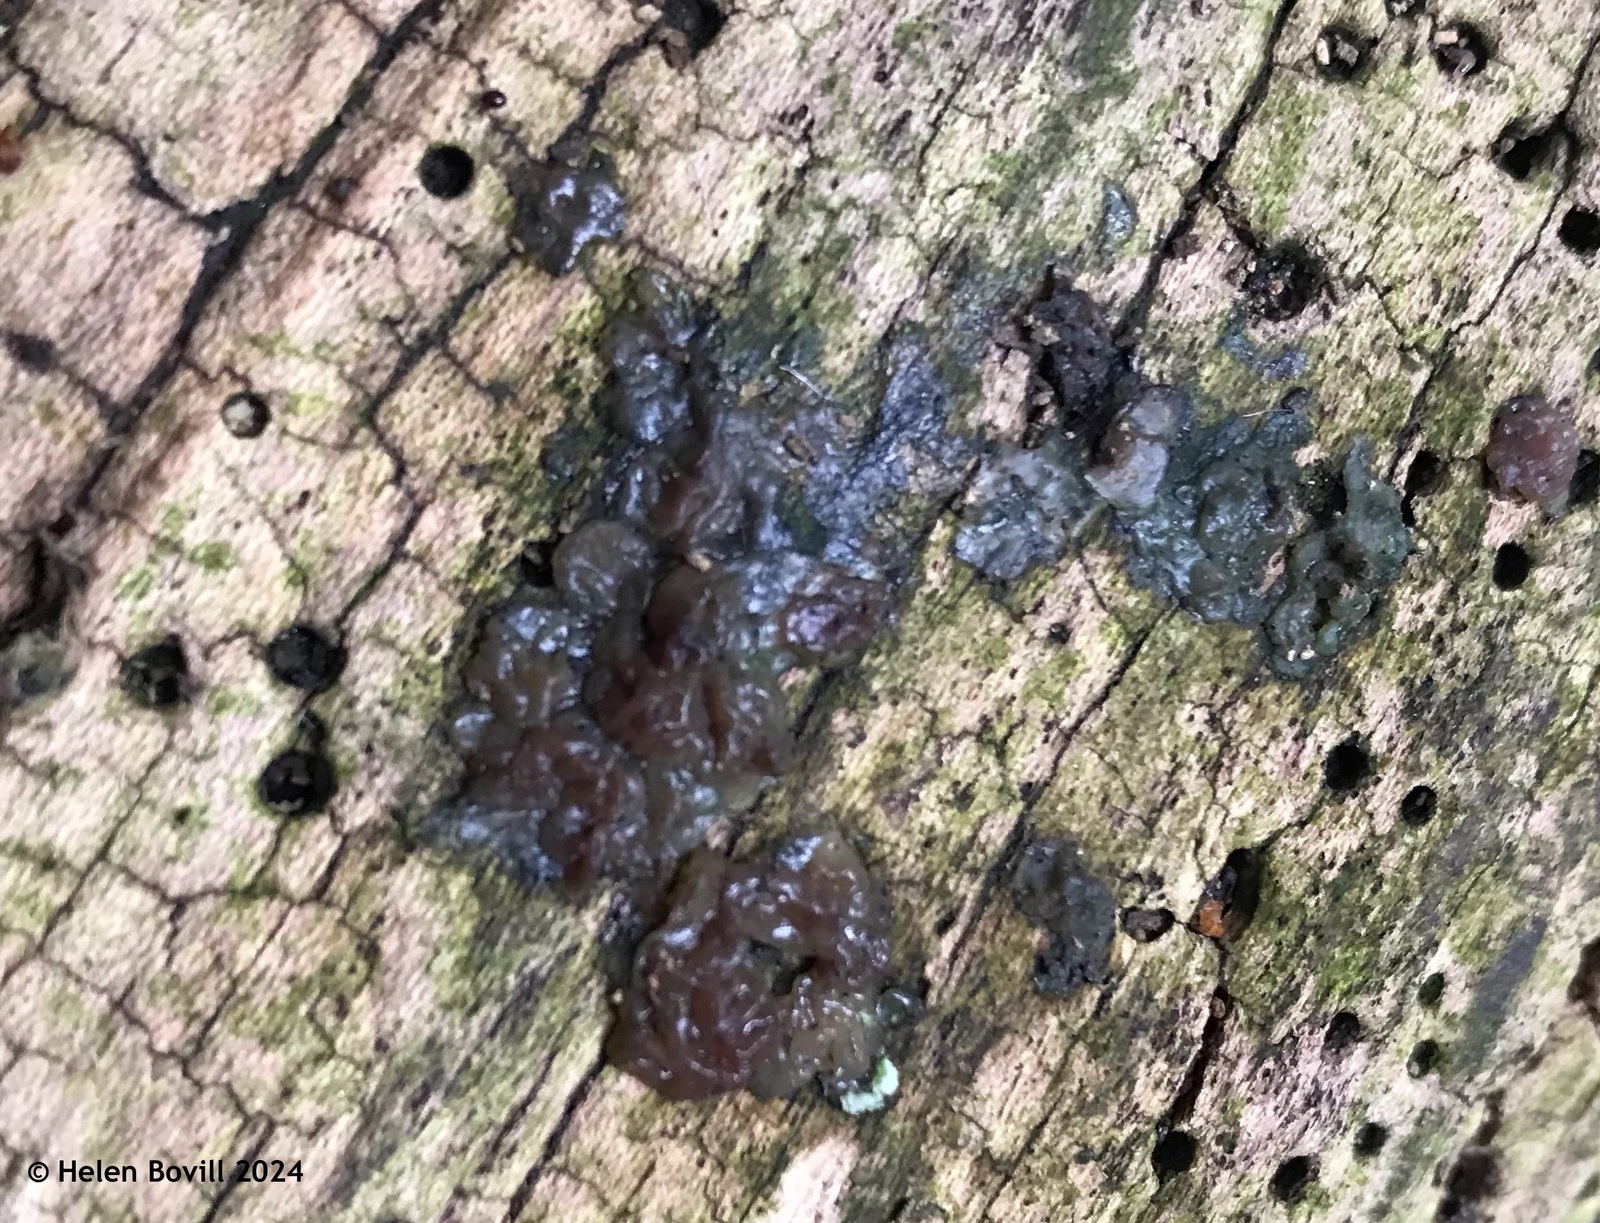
(1, 0, 1597, 1220)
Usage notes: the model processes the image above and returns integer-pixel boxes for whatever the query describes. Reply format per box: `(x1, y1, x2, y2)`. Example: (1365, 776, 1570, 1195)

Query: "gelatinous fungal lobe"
(1485, 394, 1581, 511)
(954, 278, 1412, 677)
(509, 158, 626, 276)
(1011, 838, 1116, 994)
(609, 830, 893, 1101)
(436, 272, 895, 890)
(1266, 439, 1409, 677)
(1121, 402, 1308, 626)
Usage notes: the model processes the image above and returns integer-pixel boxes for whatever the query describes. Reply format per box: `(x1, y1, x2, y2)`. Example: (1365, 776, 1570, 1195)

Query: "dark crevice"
(1569, 938, 1600, 1025)
(502, 1053, 606, 1221)
(1159, 982, 1232, 1132)
(1117, 0, 1301, 339)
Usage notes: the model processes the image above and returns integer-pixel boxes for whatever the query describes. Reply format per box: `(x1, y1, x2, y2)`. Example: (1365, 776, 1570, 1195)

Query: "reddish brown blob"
(0, 129, 22, 175)
(609, 831, 892, 1101)
(1486, 394, 1582, 510)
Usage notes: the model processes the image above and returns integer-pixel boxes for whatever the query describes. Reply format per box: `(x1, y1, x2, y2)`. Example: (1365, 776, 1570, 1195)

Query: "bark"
(1, 0, 1598, 1221)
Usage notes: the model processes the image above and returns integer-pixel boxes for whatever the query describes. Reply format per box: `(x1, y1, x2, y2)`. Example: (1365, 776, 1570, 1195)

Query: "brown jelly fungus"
(120, 636, 189, 709)
(435, 270, 896, 893)
(220, 391, 271, 438)
(4, 330, 56, 373)
(1431, 23, 1489, 79)
(509, 159, 626, 275)
(608, 830, 892, 1101)
(1012, 839, 1116, 994)
(264, 624, 346, 693)
(954, 279, 1408, 677)
(1486, 394, 1580, 511)
(417, 144, 476, 199)
(1313, 26, 1368, 82)
(256, 748, 336, 817)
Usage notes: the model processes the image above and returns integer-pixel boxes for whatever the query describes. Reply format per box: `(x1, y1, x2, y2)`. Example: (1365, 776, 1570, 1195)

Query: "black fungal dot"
(1418, 971, 1446, 1007)
(479, 88, 507, 111)
(256, 748, 337, 817)
(264, 624, 346, 692)
(1558, 207, 1600, 256)
(220, 391, 271, 439)
(1151, 1129, 1198, 1178)
(1121, 907, 1176, 943)
(5, 329, 56, 373)
(1405, 450, 1446, 499)
(120, 635, 189, 709)
(324, 175, 359, 205)
(417, 144, 476, 199)
(1350, 1120, 1388, 1158)
(1400, 784, 1438, 827)
(1269, 1155, 1318, 1203)
(1323, 1010, 1362, 1053)
(1431, 23, 1489, 79)
(1569, 449, 1600, 507)
(1491, 542, 1531, 591)
(1243, 245, 1320, 322)
(1408, 1038, 1442, 1077)
(1313, 26, 1368, 82)
(1323, 737, 1372, 793)
(1354, 1122, 1389, 1157)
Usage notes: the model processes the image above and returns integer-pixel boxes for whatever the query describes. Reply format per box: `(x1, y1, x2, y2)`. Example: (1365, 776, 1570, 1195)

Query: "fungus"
(120, 636, 190, 709)
(433, 270, 898, 892)
(1012, 838, 1116, 994)
(220, 391, 271, 439)
(1485, 394, 1580, 511)
(417, 144, 476, 199)
(509, 159, 626, 276)
(257, 748, 336, 817)
(608, 830, 892, 1102)
(264, 624, 346, 693)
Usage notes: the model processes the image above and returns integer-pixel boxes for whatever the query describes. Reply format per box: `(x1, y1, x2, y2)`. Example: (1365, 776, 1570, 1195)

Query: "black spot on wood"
(417, 144, 476, 199)
(1400, 784, 1437, 827)
(1323, 737, 1372, 793)
(1150, 1129, 1197, 1178)
(265, 624, 347, 693)
(1491, 542, 1531, 590)
(1269, 1155, 1318, 1203)
(120, 635, 190, 709)
(257, 748, 337, 817)
(1559, 206, 1600, 256)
